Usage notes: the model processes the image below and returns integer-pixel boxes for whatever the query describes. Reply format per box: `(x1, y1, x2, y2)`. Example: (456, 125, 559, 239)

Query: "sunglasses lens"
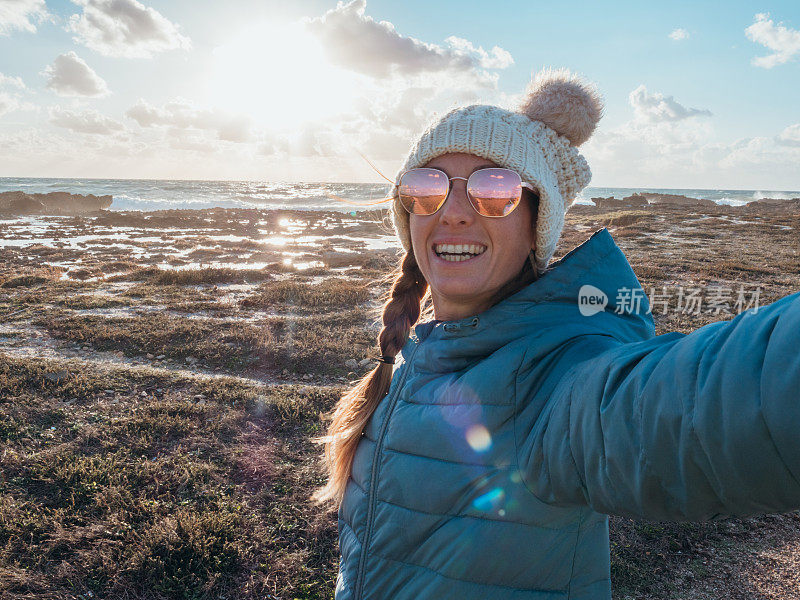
(467, 168, 523, 217)
(398, 168, 448, 215)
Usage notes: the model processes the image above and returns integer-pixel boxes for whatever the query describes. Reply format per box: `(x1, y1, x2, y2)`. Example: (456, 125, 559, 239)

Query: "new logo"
(578, 284, 607, 316)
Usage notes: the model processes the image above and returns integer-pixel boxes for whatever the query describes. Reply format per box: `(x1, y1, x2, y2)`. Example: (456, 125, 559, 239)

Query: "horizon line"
(0, 175, 799, 194)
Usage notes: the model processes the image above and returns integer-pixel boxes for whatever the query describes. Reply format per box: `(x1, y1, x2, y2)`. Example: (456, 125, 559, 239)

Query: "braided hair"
(312, 252, 428, 505)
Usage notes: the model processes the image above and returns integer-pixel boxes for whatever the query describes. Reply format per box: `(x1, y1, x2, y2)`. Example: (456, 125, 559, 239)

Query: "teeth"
(434, 243, 487, 261)
(434, 243, 486, 254)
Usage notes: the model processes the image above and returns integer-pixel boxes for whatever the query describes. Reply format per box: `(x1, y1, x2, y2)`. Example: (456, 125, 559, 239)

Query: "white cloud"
(257, 135, 290, 157)
(125, 99, 253, 142)
(0, 72, 29, 116)
(582, 114, 800, 189)
(291, 126, 330, 157)
(669, 28, 689, 41)
(67, 0, 191, 58)
(374, 85, 438, 130)
(0, 72, 26, 89)
(444, 36, 514, 69)
(124, 99, 167, 127)
(166, 130, 216, 153)
(49, 106, 125, 134)
(716, 135, 800, 173)
(42, 51, 110, 97)
(745, 13, 800, 68)
(582, 89, 719, 185)
(0, 0, 49, 35)
(323, 74, 497, 164)
(777, 123, 800, 147)
(359, 129, 411, 160)
(629, 84, 712, 122)
(304, 0, 508, 86)
(0, 92, 21, 116)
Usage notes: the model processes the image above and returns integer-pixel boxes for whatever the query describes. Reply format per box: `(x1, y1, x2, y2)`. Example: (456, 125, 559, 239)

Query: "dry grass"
(0, 356, 338, 600)
(32, 308, 376, 376)
(113, 267, 275, 285)
(54, 294, 131, 310)
(240, 279, 372, 312)
(0, 265, 65, 289)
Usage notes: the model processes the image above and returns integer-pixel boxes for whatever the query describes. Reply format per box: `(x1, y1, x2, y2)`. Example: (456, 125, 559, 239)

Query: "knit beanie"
(390, 67, 603, 271)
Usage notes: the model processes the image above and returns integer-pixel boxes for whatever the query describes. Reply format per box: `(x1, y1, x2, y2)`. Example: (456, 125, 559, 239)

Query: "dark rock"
(591, 196, 650, 209)
(739, 197, 800, 214)
(0, 190, 112, 216)
(0, 191, 46, 214)
(624, 193, 717, 209)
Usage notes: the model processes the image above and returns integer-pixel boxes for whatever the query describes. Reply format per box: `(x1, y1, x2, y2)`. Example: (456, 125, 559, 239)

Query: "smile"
(434, 243, 487, 262)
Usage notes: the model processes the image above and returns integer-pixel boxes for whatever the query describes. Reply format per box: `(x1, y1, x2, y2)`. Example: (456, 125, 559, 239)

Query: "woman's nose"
(438, 179, 474, 225)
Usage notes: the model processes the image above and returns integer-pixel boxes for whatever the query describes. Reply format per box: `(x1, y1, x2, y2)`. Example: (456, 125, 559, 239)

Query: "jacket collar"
(406, 228, 655, 371)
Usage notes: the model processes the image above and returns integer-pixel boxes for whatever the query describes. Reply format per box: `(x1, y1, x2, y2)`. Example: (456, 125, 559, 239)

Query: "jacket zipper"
(353, 341, 420, 600)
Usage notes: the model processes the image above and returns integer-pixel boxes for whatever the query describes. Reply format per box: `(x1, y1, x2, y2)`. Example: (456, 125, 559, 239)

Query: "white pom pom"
(519, 67, 604, 147)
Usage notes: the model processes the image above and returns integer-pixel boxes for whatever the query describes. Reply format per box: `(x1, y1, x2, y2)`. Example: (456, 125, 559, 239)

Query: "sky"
(0, 0, 799, 189)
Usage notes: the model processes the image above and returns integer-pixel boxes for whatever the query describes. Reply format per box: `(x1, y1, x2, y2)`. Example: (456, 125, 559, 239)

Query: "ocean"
(1, 177, 798, 212)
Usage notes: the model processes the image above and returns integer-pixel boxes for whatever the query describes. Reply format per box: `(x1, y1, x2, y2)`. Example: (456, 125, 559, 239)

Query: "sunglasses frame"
(396, 167, 538, 218)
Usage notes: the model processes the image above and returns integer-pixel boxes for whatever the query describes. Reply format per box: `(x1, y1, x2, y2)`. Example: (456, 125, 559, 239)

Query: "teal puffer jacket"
(336, 227, 800, 599)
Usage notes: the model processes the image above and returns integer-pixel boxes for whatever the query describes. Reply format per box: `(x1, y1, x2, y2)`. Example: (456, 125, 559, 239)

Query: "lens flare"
(472, 487, 505, 512)
(465, 424, 492, 452)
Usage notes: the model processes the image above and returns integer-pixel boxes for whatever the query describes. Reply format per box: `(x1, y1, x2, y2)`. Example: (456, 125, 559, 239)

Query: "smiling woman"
(312, 66, 800, 600)
(206, 21, 360, 130)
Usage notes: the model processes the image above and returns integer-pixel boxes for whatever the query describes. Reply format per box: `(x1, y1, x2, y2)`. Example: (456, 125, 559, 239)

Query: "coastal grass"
(610, 518, 740, 597)
(698, 258, 779, 280)
(0, 355, 338, 600)
(120, 284, 229, 315)
(113, 267, 276, 286)
(0, 265, 65, 288)
(98, 259, 140, 273)
(6, 280, 100, 299)
(54, 294, 132, 310)
(240, 278, 372, 312)
(1, 275, 54, 289)
(32, 308, 377, 376)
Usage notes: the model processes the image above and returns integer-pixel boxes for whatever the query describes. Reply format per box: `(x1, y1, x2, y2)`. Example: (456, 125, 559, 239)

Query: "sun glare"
(208, 21, 360, 131)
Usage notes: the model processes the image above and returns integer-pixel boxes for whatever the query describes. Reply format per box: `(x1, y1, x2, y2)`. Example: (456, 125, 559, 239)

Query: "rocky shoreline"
(0, 190, 112, 216)
(1, 189, 799, 217)
(591, 192, 800, 213)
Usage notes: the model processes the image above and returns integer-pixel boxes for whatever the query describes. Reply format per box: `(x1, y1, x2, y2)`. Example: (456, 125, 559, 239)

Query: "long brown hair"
(312, 191, 542, 506)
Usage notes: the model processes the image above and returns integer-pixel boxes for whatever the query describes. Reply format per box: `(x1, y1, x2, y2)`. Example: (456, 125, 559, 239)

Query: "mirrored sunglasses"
(397, 167, 537, 217)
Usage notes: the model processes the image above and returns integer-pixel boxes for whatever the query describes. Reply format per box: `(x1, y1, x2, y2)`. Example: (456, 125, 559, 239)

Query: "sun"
(207, 21, 360, 131)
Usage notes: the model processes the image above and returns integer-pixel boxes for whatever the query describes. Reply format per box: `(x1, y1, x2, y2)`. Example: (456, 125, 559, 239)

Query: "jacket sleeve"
(521, 290, 800, 521)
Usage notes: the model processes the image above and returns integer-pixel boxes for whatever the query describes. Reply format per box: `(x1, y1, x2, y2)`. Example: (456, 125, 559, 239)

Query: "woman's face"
(409, 152, 537, 321)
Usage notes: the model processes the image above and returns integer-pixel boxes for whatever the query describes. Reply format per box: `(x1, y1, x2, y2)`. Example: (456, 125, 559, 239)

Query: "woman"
(314, 68, 800, 599)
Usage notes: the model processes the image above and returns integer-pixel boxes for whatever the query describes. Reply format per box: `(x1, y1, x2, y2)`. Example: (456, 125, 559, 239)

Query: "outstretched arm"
(519, 290, 800, 521)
